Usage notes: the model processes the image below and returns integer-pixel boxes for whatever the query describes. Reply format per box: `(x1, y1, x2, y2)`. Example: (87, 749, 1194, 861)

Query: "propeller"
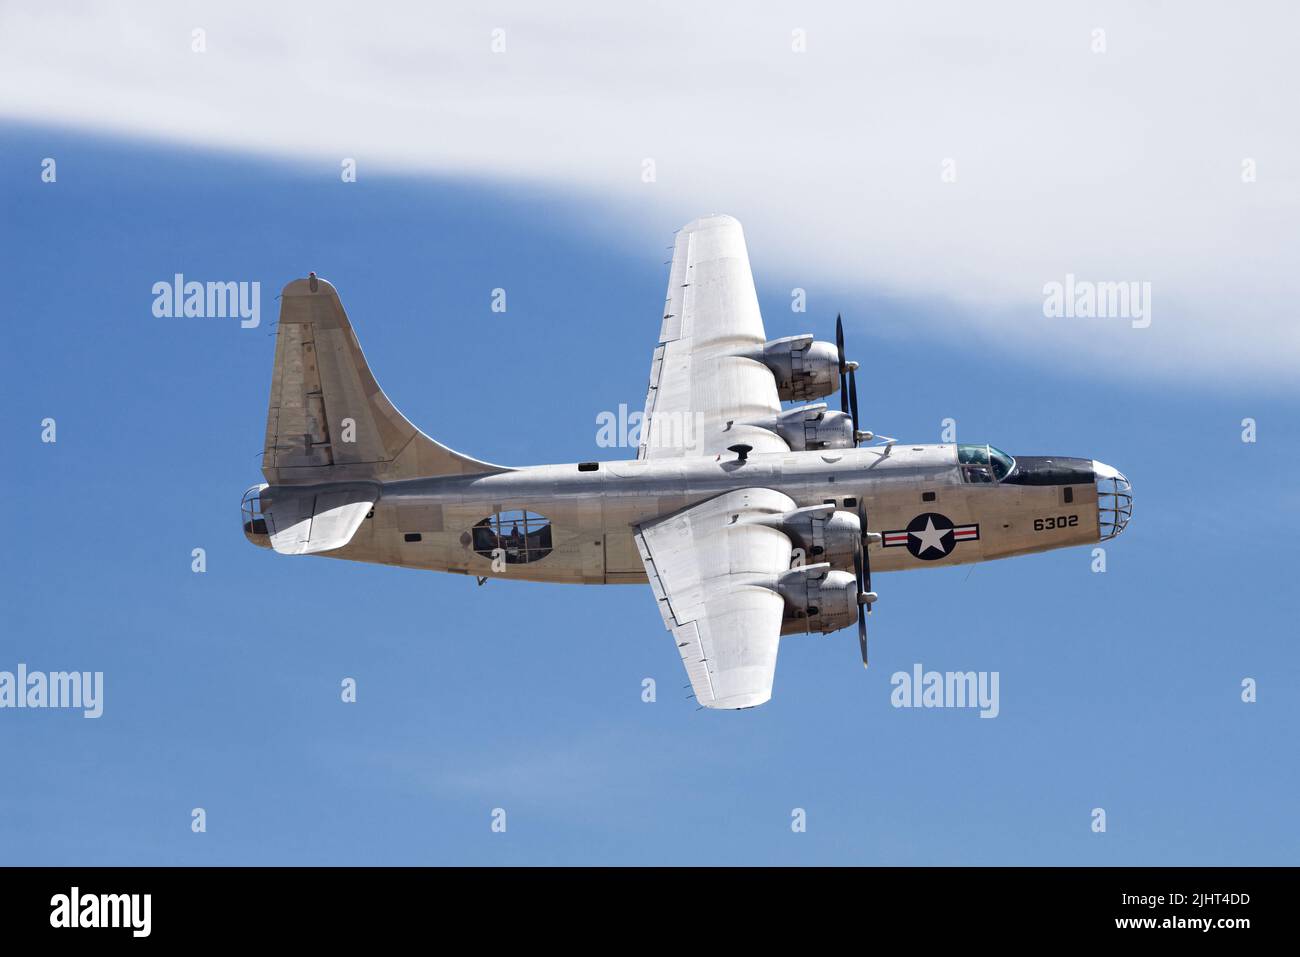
(832, 314, 894, 447)
(835, 314, 849, 416)
(837, 314, 871, 445)
(836, 315, 883, 666)
(848, 364, 860, 438)
(851, 550, 869, 666)
(852, 499, 880, 668)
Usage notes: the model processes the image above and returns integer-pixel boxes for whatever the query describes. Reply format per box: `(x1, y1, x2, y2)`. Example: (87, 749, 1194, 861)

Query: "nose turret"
(1092, 461, 1133, 540)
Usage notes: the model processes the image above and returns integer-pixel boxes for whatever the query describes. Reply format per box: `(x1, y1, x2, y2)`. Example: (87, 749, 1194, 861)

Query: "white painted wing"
(638, 215, 787, 460)
(636, 488, 797, 709)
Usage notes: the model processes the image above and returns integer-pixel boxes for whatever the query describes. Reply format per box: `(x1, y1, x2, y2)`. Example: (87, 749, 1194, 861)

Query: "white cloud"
(3, 0, 1297, 383)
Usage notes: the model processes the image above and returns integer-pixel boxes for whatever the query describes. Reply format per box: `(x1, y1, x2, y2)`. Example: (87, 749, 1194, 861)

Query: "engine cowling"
(776, 564, 860, 635)
(751, 335, 840, 402)
(753, 504, 860, 572)
(759, 403, 854, 451)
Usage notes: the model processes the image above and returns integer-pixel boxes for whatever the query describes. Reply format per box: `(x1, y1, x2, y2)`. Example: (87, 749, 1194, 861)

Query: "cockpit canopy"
(957, 444, 1015, 483)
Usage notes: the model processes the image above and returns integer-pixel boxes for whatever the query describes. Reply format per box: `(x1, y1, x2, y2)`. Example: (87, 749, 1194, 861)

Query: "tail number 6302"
(1034, 515, 1079, 532)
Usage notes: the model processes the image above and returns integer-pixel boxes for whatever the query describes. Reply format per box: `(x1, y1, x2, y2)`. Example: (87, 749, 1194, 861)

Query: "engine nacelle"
(757, 403, 854, 451)
(753, 504, 860, 571)
(748, 335, 841, 402)
(776, 564, 860, 636)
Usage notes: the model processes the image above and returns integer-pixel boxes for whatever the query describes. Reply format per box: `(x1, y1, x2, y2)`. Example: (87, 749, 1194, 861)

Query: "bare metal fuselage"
(312, 444, 1104, 584)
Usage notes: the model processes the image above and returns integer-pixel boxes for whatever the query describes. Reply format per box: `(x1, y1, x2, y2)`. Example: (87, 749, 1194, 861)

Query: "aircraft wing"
(635, 488, 797, 709)
(638, 215, 788, 460)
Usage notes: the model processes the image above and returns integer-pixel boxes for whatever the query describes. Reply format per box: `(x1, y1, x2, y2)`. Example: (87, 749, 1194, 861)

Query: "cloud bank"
(3, 0, 1297, 384)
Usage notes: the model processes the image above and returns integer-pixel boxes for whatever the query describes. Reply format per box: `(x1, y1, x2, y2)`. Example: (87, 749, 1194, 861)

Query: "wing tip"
(680, 212, 741, 234)
(700, 690, 772, 711)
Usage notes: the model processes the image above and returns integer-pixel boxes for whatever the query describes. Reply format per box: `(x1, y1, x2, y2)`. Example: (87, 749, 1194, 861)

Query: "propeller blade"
(858, 500, 873, 598)
(858, 612, 868, 668)
(848, 367, 860, 440)
(836, 314, 848, 412)
(835, 314, 846, 373)
(852, 545, 870, 668)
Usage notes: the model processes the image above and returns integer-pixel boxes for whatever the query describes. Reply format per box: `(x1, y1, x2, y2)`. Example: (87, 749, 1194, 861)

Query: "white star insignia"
(909, 517, 949, 556)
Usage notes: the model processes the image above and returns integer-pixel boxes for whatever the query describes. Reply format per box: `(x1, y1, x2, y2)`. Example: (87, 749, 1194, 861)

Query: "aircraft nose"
(1093, 460, 1133, 540)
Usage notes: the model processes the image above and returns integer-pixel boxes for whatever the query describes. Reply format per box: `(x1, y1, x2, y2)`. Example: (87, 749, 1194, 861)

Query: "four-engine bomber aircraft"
(242, 214, 1132, 709)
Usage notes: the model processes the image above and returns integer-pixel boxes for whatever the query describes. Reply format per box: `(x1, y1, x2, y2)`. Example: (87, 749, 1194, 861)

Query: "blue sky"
(1, 121, 1296, 865)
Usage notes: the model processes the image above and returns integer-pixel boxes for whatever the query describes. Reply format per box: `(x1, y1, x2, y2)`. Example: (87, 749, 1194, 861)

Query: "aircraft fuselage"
(283, 443, 1126, 585)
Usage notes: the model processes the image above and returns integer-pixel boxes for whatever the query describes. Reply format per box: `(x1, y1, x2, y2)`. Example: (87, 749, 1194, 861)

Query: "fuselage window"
(471, 510, 554, 564)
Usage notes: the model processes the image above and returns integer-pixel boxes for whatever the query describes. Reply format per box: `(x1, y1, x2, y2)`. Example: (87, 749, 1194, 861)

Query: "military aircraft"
(243, 214, 1132, 709)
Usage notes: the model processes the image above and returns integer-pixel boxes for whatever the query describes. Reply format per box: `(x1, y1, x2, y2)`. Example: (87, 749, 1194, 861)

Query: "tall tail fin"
(262, 275, 506, 485)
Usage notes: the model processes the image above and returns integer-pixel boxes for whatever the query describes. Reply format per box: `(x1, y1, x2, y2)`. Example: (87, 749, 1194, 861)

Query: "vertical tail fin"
(262, 275, 506, 485)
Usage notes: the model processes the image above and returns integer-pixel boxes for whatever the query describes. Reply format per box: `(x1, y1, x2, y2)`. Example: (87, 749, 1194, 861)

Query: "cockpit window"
(958, 444, 1015, 483)
(989, 446, 1015, 481)
(471, 510, 553, 564)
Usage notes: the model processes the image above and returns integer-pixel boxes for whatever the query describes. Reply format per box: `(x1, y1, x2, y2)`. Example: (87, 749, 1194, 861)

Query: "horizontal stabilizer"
(257, 483, 377, 556)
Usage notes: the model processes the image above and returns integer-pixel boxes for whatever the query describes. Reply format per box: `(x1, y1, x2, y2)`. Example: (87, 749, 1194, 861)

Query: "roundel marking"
(880, 512, 980, 561)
